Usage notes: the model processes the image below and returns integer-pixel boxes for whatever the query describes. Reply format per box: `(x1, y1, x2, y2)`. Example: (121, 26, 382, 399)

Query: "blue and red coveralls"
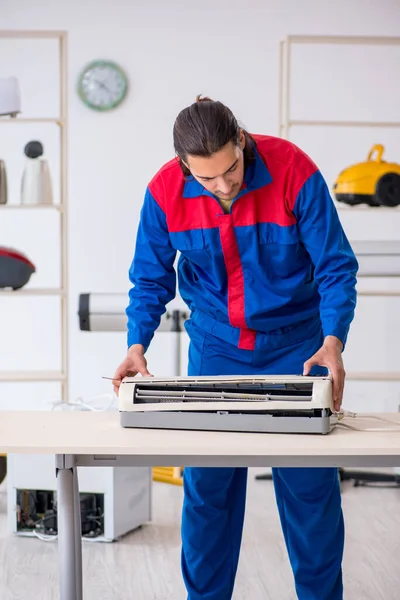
(126, 134, 358, 599)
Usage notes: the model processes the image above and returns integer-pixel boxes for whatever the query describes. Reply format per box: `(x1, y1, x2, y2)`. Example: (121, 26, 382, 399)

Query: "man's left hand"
(303, 335, 345, 412)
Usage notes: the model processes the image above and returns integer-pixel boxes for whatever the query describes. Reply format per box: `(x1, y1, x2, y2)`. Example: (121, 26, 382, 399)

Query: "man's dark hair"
(173, 95, 255, 176)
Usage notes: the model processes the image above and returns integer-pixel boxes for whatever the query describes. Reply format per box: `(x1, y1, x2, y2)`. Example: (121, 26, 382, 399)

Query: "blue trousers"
(181, 318, 344, 600)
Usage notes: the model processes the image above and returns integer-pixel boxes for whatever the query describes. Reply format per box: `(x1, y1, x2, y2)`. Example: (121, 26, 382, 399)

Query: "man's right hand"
(112, 344, 153, 396)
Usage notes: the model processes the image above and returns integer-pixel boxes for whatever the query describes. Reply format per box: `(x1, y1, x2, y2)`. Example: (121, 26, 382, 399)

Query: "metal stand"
(255, 468, 400, 487)
(255, 472, 273, 481)
(56, 455, 83, 600)
(167, 309, 186, 376)
(0, 454, 6, 484)
(337, 467, 400, 487)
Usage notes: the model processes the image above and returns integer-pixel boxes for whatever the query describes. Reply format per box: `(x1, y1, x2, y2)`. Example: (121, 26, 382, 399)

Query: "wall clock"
(77, 60, 128, 111)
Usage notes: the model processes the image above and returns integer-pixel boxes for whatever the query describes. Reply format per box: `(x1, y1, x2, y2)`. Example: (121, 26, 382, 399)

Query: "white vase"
(20, 141, 53, 205)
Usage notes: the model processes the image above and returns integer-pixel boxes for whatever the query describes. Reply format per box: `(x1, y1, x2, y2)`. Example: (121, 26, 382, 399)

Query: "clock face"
(77, 60, 128, 111)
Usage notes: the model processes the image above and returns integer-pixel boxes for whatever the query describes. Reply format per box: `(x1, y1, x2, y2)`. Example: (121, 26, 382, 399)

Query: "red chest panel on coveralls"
(217, 213, 257, 350)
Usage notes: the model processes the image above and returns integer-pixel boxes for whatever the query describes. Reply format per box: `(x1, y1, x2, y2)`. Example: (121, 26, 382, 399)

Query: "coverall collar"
(182, 145, 272, 199)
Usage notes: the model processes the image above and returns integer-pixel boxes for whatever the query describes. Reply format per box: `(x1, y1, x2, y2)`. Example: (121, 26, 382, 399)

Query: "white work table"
(1, 410, 400, 600)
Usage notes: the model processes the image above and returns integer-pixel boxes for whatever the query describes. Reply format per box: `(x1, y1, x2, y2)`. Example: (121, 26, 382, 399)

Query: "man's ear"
(239, 129, 246, 150)
(181, 156, 191, 172)
(178, 155, 191, 175)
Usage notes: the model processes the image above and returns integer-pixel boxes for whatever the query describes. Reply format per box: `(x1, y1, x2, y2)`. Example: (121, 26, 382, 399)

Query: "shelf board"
(0, 288, 65, 296)
(0, 371, 65, 382)
(0, 30, 66, 39)
(287, 119, 400, 128)
(0, 203, 63, 211)
(336, 204, 400, 213)
(0, 117, 64, 126)
(346, 372, 400, 382)
(357, 290, 400, 297)
(286, 35, 400, 46)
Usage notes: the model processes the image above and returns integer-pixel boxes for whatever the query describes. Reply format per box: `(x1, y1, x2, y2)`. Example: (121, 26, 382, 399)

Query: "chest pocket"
(169, 229, 211, 269)
(257, 223, 310, 279)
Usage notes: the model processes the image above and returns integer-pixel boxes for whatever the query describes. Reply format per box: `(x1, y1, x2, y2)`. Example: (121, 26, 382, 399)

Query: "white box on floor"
(7, 453, 152, 542)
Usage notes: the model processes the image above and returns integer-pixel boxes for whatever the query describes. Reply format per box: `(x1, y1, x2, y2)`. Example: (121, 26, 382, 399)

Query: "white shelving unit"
(0, 29, 69, 401)
(278, 35, 400, 140)
(1, 32, 153, 542)
(277, 34, 400, 385)
(278, 34, 400, 213)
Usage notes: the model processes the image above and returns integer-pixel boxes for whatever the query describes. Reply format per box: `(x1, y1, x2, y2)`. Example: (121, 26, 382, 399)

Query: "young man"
(113, 96, 358, 600)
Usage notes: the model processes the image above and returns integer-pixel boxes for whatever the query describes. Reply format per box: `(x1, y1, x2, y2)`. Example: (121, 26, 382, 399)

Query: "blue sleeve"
(125, 187, 177, 351)
(292, 170, 358, 348)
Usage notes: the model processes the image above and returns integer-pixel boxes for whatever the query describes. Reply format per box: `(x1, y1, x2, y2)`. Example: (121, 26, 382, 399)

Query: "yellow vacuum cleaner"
(333, 144, 400, 207)
(152, 467, 183, 486)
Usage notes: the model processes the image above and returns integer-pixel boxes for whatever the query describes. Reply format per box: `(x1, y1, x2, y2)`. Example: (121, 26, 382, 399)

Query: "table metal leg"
(56, 454, 83, 600)
(73, 463, 83, 599)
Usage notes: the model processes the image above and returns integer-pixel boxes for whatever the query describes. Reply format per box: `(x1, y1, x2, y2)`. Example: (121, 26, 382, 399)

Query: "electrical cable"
(335, 409, 400, 432)
(49, 393, 116, 412)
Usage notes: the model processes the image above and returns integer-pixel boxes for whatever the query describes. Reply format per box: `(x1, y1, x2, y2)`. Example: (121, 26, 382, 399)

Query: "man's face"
(184, 132, 246, 202)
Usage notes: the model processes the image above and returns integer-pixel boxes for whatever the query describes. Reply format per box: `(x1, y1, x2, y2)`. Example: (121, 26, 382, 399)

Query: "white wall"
(1, 0, 400, 412)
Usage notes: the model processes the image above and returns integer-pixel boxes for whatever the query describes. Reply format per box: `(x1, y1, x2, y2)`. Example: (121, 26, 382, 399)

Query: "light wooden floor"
(0, 468, 399, 599)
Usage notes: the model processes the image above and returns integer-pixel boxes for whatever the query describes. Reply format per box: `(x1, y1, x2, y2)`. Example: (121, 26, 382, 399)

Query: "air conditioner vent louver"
(134, 381, 314, 404)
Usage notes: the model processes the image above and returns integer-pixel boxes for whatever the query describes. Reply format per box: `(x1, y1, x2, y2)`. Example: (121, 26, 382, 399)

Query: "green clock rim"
(77, 59, 128, 111)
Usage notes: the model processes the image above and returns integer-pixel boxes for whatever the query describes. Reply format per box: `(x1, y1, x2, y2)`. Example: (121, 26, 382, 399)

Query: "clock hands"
(93, 79, 111, 93)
